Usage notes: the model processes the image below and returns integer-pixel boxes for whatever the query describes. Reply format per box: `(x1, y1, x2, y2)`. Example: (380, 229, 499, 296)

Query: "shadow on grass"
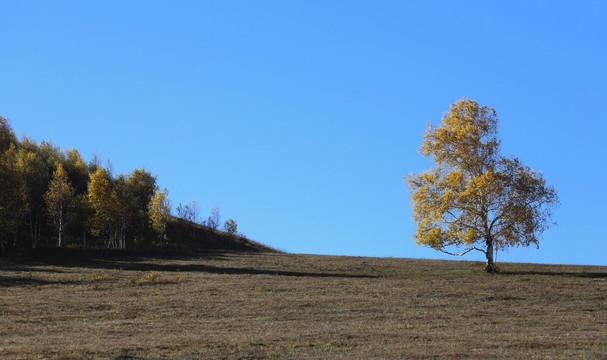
(0, 266, 70, 273)
(501, 270, 607, 279)
(3, 250, 379, 280)
(1, 248, 231, 266)
(77, 259, 379, 279)
(0, 276, 82, 287)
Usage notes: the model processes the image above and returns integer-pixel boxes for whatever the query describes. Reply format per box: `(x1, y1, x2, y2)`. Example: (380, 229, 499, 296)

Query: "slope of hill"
(166, 217, 279, 254)
(1, 252, 605, 359)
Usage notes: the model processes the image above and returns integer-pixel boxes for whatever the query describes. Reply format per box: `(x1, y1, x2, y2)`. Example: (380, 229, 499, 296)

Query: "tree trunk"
(29, 213, 36, 248)
(485, 235, 497, 272)
(36, 216, 42, 248)
(58, 215, 63, 248)
(29, 211, 42, 249)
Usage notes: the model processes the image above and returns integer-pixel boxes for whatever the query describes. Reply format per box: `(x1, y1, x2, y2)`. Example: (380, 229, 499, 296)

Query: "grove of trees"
(0, 117, 241, 255)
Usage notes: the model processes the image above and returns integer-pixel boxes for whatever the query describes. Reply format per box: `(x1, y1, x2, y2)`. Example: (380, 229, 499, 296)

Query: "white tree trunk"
(58, 208, 63, 248)
(485, 236, 497, 272)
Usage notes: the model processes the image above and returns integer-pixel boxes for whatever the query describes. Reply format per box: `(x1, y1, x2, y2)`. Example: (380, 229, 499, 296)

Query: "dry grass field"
(1, 251, 606, 359)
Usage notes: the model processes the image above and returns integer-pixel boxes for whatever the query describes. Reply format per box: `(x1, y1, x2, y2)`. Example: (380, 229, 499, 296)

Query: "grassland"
(1, 252, 606, 359)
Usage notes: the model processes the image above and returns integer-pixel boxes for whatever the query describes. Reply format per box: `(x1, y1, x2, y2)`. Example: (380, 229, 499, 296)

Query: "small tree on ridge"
(223, 218, 238, 235)
(205, 206, 221, 229)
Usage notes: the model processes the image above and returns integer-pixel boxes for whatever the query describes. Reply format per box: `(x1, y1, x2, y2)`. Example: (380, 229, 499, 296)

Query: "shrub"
(223, 218, 238, 235)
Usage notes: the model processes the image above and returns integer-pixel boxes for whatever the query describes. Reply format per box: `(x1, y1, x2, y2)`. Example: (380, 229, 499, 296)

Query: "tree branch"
(437, 246, 486, 257)
(489, 215, 501, 232)
(444, 209, 480, 231)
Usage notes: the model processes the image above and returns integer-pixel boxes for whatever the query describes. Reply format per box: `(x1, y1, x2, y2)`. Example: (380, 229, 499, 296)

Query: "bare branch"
(437, 246, 486, 257)
(444, 209, 480, 231)
(489, 215, 501, 232)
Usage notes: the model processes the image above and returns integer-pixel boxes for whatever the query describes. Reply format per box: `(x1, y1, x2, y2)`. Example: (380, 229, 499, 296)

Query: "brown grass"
(1, 252, 606, 359)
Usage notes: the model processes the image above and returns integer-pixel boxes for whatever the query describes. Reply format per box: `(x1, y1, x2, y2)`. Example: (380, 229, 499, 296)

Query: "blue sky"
(1, 1, 605, 265)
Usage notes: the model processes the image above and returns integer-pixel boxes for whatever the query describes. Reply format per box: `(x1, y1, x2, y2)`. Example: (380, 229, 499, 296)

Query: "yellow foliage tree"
(406, 99, 559, 272)
(88, 167, 115, 247)
(148, 188, 171, 248)
(44, 164, 75, 247)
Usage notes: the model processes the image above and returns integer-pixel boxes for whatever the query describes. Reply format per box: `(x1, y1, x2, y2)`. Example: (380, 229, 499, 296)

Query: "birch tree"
(16, 142, 48, 248)
(406, 99, 559, 272)
(223, 218, 238, 235)
(177, 199, 201, 240)
(63, 149, 90, 196)
(88, 167, 116, 247)
(127, 169, 157, 242)
(0, 119, 22, 250)
(44, 164, 75, 247)
(0, 144, 24, 251)
(0, 116, 17, 153)
(176, 200, 200, 224)
(112, 174, 134, 249)
(205, 206, 221, 229)
(148, 188, 171, 248)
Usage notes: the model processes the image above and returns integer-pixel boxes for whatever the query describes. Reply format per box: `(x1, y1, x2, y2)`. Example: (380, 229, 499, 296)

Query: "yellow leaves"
(463, 229, 478, 245)
(419, 99, 500, 170)
(44, 164, 75, 213)
(148, 188, 171, 238)
(88, 167, 112, 214)
(443, 170, 465, 190)
(414, 226, 442, 247)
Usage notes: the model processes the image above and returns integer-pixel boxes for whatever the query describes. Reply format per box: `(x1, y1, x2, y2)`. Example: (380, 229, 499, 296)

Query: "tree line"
(0, 117, 239, 254)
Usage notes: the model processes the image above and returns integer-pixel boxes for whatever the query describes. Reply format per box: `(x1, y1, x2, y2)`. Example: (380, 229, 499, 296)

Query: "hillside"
(1, 253, 605, 359)
(166, 217, 279, 254)
(2, 218, 279, 262)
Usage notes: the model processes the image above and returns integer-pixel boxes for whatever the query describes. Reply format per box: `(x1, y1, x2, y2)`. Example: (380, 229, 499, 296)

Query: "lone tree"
(406, 99, 559, 272)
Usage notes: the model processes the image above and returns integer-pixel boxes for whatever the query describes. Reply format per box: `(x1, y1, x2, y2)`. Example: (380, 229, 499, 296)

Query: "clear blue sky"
(1, 1, 605, 265)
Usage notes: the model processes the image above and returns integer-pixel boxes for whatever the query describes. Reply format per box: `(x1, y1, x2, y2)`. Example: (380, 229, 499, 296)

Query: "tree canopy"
(406, 99, 559, 272)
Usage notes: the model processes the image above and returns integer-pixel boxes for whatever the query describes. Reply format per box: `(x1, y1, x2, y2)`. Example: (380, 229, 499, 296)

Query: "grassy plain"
(1, 252, 606, 359)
